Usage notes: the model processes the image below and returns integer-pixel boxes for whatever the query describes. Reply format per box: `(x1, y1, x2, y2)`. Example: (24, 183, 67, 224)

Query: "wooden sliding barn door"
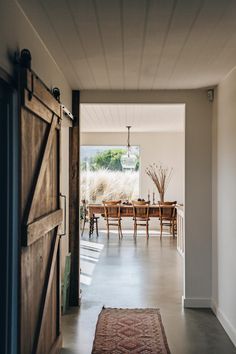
(20, 68, 63, 354)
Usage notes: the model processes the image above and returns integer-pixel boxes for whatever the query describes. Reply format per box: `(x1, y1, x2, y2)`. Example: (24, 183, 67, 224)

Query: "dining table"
(87, 203, 162, 237)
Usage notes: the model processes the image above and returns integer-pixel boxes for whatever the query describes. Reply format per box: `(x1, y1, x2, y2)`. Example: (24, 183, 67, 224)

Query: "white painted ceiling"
(18, 0, 236, 90)
(80, 104, 185, 132)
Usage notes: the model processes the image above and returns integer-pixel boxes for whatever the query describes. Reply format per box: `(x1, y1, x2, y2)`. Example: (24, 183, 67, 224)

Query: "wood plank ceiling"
(18, 0, 236, 90)
(80, 103, 185, 132)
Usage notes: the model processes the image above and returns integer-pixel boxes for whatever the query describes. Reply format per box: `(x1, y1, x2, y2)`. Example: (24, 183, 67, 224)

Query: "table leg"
(95, 219, 99, 237)
(89, 216, 94, 238)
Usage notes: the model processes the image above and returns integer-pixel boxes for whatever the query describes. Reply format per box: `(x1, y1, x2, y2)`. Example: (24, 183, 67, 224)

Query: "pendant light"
(120, 126, 137, 170)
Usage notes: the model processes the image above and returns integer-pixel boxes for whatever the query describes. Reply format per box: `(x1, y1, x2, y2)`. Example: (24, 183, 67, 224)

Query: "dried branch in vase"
(145, 163, 173, 202)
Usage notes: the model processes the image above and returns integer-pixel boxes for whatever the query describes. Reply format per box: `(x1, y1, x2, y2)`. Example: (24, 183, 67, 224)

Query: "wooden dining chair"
(158, 201, 177, 238)
(132, 201, 150, 238)
(81, 199, 99, 237)
(103, 200, 123, 239)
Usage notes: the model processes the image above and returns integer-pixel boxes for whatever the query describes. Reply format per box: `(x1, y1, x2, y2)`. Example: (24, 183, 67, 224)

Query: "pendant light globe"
(120, 126, 137, 170)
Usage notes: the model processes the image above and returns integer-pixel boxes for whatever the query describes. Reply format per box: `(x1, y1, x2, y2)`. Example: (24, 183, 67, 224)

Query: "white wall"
(81, 89, 212, 307)
(0, 0, 71, 108)
(81, 131, 184, 203)
(212, 69, 236, 346)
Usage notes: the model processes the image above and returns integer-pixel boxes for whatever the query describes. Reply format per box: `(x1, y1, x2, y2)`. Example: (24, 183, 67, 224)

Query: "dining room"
(80, 103, 185, 242)
(78, 102, 185, 293)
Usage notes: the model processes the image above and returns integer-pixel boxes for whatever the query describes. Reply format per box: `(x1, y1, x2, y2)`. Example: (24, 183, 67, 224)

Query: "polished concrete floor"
(61, 230, 236, 354)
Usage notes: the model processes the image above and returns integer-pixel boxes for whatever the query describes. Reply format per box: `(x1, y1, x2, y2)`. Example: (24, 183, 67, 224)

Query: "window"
(80, 146, 140, 203)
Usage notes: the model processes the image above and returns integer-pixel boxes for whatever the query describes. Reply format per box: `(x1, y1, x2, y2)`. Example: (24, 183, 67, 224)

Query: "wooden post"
(69, 90, 80, 306)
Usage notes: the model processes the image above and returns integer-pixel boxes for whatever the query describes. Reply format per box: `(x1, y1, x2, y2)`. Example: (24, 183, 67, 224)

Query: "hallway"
(61, 234, 236, 354)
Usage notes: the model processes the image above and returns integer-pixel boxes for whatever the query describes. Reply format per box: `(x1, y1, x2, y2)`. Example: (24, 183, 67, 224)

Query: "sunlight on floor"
(81, 240, 104, 250)
(98, 229, 170, 236)
(80, 240, 104, 286)
(81, 255, 99, 262)
(80, 274, 92, 286)
(80, 261, 96, 276)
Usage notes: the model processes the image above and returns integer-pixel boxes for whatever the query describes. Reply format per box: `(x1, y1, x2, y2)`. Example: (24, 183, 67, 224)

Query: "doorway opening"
(61, 102, 185, 353)
(80, 102, 185, 236)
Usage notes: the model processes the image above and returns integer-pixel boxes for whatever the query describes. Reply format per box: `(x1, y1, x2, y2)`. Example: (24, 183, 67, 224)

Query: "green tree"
(91, 149, 125, 171)
(80, 160, 87, 171)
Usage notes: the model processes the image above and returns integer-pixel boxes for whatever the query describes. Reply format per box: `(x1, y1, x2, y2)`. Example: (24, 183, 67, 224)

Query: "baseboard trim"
(183, 297, 211, 308)
(211, 301, 236, 347)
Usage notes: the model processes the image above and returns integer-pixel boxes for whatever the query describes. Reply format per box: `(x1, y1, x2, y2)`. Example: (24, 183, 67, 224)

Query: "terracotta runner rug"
(92, 308, 171, 354)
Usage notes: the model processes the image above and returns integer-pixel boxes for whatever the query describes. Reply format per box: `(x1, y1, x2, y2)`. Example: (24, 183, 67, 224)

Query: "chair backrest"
(103, 200, 121, 219)
(158, 201, 177, 219)
(132, 200, 150, 220)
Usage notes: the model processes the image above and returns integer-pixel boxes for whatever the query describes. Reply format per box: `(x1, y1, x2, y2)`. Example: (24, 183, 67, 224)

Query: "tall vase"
(159, 191, 164, 203)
